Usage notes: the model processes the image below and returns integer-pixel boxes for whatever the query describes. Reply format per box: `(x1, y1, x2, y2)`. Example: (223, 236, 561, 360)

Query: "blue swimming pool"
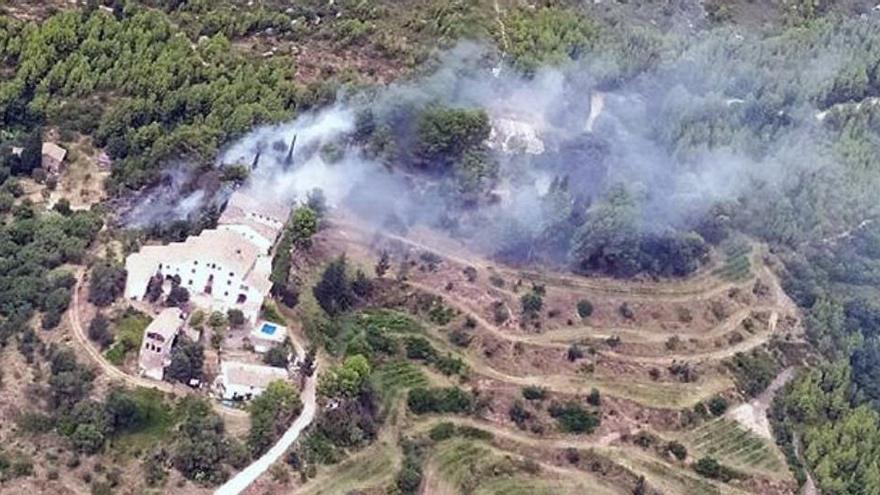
(260, 323, 277, 335)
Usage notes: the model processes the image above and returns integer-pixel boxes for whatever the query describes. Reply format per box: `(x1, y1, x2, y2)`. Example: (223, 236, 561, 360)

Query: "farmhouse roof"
(41, 142, 67, 163)
(221, 190, 289, 226)
(125, 229, 270, 294)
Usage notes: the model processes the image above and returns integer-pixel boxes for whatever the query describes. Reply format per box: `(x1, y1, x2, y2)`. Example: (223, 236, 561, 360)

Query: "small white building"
(138, 308, 185, 380)
(214, 361, 289, 401)
(42, 142, 67, 175)
(249, 320, 288, 353)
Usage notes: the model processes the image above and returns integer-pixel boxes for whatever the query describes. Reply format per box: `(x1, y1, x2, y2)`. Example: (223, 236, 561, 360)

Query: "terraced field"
(683, 418, 786, 476)
(294, 216, 802, 495)
(371, 360, 430, 408)
(300, 440, 400, 495)
(427, 438, 618, 495)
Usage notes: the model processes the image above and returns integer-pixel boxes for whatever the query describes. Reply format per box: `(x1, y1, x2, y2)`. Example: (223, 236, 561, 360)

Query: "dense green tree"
(165, 336, 204, 385)
(852, 338, 880, 407)
(71, 423, 106, 455)
(88, 261, 126, 307)
(105, 388, 145, 431)
(263, 340, 292, 368)
(319, 354, 371, 398)
(166, 285, 190, 307)
(226, 309, 245, 328)
(416, 107, 490, 171)
(290, 206, 318, 250)
(172, 397, 230, 485)
(504, 6, 598, 73)
(569, 186, 641, 277)
(247, 381, 302, 455)
(87, 313, 114, 349)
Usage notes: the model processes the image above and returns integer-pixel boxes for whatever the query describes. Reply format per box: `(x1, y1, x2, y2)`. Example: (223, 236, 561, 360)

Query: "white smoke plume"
(127, 39, 842, 260)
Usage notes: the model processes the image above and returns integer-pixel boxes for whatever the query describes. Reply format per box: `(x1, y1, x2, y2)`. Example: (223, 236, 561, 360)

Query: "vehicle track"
(68, 270, 248, 419)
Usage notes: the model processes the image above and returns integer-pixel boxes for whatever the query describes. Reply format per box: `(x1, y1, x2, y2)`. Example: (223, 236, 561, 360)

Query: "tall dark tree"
(15, 129, 42, 176)
(313, 255, 354, 316)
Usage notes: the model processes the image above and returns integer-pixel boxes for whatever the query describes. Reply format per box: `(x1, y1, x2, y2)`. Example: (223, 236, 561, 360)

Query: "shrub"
(448, 329, 472, 348)
(694, 457, 737, 482)
(492, 301, 510, 324)
(508, 400, 532, 429)
(434, 354, 466, 376)
(666, 441, 688, 461)
(632, 430, 656, 448)
(429, 422, 455, 441)
(404, 336, 437, 361)
(567, 344, 584, 362)
(457, 426, 493, 441)
(586, 388, 601, 407)
(407, 387, 472, 415)
(521, 291, 543, 315)
(619, 302, 634, 319)
(522, 386, 548, 401)
(708, 396, 728, 416)
(549, 402, 600, 434)
(576, 299, 593, 318)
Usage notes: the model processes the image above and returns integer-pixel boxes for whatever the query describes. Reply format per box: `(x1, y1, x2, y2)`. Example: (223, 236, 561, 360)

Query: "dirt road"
(69, 271, 248, 420)
(727, 367, 795, 439)
(70, 271, 175, 392)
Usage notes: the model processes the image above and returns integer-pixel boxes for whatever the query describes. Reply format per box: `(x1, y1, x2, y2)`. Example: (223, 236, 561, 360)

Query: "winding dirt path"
(70, 270, 175, 392)
(407, 278, 782, 364)
(69, 270, 248, 420)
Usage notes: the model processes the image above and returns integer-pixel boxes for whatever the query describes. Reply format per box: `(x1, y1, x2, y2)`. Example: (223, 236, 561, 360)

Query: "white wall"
(165, 259, 264, 321)
(127, 256, 265, 323)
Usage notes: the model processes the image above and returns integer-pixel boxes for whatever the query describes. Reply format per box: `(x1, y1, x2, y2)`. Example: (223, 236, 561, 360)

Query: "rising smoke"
(127, 39, 834, 262)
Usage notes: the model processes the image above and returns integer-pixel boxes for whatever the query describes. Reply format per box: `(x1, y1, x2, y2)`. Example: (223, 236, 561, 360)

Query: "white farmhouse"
(124, 191, 288, 324)
(214, 360, 289, 401)
(137, 308, 185, 380)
